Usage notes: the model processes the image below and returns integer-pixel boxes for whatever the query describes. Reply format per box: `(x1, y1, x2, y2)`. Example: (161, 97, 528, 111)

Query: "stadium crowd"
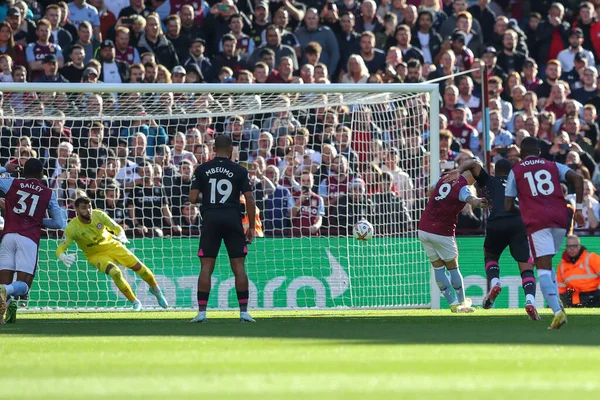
(1, 0, 600, 237)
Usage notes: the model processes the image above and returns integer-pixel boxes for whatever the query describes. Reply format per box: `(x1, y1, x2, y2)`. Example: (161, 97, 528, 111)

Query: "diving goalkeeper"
(56, 196, 168, 310)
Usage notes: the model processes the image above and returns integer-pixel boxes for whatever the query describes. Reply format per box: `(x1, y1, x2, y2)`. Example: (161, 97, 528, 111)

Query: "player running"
(189, 135, 256, 323)
(444, 158, 540, 319)
(55, 196, 168, 311)
(505, 137, 584, 330)
(0, 159, 66, 324)
(418, 168, 487, 313)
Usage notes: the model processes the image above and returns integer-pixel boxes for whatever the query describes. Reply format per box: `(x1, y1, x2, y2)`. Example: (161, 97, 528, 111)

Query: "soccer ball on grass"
(353, 220, 374, 241)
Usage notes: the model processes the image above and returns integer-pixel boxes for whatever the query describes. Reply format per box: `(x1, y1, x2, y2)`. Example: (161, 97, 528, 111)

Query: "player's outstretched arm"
(243, 190, 256, 244)
(56, 226, 76, 267)
(43, 192, 67, 230)
(566, 169, 585, 226)
(98, 210, 129, 244)
(443, 158, 483, 183)
(504, 169, 519, 213)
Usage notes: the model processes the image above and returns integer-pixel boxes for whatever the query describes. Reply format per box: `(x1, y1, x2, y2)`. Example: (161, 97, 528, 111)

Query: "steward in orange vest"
(240, 194, 264, 238)
(557, 235, 600, 307)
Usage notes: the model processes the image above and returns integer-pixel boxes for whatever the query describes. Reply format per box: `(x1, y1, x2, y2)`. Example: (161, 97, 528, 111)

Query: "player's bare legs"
(191, 258, 216, 323)
(483, 252, 502, 309)
(104, 264, 141, 311)
(444, 258, 474, 312)
(431, 258, 471, 312)
(536, 256, 566, 329)
(517, 261, 540, 320)
(0, 270, 32, 324)
(130, 262, 168, 308)
(231, 257, 254, 322)
(0, 270, 13, 324)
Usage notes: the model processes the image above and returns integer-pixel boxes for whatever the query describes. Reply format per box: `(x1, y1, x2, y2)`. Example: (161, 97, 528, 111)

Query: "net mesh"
(0, 85, 434, 310)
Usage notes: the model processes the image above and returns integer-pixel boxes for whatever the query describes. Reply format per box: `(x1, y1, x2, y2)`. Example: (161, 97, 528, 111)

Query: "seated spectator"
(48, 141, 74, 188)
(90, 154, 121, 194)
(35, 54, 69, 83)
(290, 170, 325, 237)
(522, 58, 542, 91)
(120, 112, 168, 158)
(566, 179, 599, 231)
(179, 202, 201, 232)
(340, 54, 369, 84)
(295, 8, 338, 79)
(370, 170, 412, 236)
(582, 105, 599, 148)
(448, 31, 473, 72)
(571, 66, 597, 105)
(490, 110, 514, 147)
(126, 161, 181, 237)
(60, 45, 86, 83)
(96, 180, 130, 231)
(543, 83, 568, 120)
(79, 121, 109, 178)
(252, 61, 269, 83)
(164, 14, 190, 63)
(136, 13, 179, 70)
(266, 54, 294, 83)
(455, 10, 482, 57)
(448, 103, 478, 152)
(557, 28, 594, 74)
(153, 144, 177, 183)
(331, 177, 372, 235)
(320, 154, 351, 207)
(169, 159, 194, 220)
(304, 41, 322, 67)
(382, 147, 414, 206)
(456, 75, 480, 115)
(262, 165, 294, 237)
(0, 22, 26, 68)
(191, 143, 210, 166)
(211, 33, 243, 79)
(558, 235, 600, 307)
(249, 25, 297, 70)
(56, 154, 91, 207)
(251, 131, 281, 167)
(227, 115, 258, 161)
(98, 39, 130, 83)
(114, 26, 141, 65)
(496, 29, 526, 74)
(261, 95, 301, 137)
(535, 60, 562, 106)
(171, 131, 195, 165)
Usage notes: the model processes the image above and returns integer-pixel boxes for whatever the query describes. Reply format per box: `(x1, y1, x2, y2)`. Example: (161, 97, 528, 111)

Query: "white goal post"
(0, 82, 440, 310)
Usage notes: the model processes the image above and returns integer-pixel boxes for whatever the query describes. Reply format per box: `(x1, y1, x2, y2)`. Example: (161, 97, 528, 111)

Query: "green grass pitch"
(1, 309, 599, 400)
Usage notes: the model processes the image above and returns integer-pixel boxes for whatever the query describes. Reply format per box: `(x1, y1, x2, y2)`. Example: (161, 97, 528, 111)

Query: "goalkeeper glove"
(116, 231, 130, 244)
(59, 253, 76, 267)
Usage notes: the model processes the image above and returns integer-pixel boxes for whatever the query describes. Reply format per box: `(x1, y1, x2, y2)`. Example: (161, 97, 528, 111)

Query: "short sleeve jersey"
(191, 157, 252, 214)
(475, 168, 520, 221)
(418, 175, 474, 236)
(505, 156, 570, 234)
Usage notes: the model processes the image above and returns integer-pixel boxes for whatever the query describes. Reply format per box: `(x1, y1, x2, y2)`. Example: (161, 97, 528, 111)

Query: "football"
(353, 220, 374, 241)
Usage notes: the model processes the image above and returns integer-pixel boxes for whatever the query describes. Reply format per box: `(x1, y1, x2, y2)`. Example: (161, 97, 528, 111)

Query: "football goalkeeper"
(56, 196, 168, 310)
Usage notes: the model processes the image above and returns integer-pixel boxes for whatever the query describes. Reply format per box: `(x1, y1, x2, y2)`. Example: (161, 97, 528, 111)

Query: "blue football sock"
(434, 267, 456, 305)
(5, 281, 29, 297)
(449, 268, 465, 303)
(538, 270, 561, 314)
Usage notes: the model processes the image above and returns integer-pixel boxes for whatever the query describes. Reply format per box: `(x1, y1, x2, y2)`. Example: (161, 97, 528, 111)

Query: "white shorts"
(418, 230, 458, 262)
(528, 228, 567, 259)
(0, 233, 39, 275)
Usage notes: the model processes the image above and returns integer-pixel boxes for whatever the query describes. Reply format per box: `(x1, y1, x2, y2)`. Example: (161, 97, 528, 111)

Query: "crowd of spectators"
(1, 0, 600, 237)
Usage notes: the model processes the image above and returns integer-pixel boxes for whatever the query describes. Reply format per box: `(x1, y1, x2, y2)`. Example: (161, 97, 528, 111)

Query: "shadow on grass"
(1, 313, 599, 346)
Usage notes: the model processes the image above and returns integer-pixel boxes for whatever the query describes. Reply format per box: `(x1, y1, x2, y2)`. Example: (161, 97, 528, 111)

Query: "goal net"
(0, 82, 440, 310)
